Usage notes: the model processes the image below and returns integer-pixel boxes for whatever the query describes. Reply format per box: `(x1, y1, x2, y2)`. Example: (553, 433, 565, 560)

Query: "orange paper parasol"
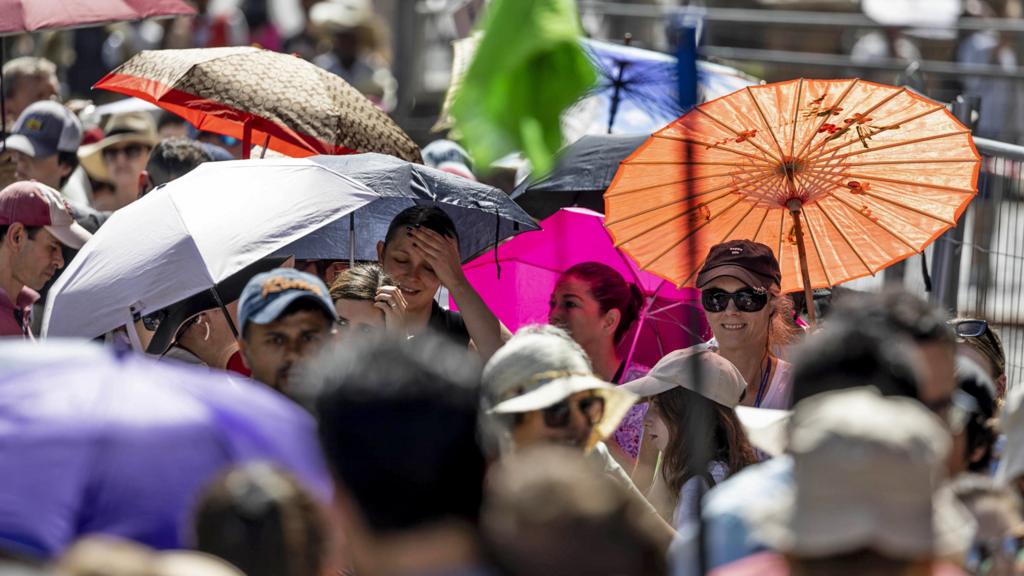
(604, 78, 980, 322)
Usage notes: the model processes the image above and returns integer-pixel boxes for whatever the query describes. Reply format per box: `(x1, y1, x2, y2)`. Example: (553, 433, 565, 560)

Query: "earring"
(203, 321, 211, 342)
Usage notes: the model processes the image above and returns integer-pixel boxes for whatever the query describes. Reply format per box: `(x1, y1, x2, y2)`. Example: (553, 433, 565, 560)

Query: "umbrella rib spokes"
(744, 87, 788, 161)
(840, 158, 981, 167)
(605, 169, 776, 229)
(652, 134, 776, 168)
(693, 107, 784, 164)
(812, 196, 876, 274)
(605, 169, 749, 198)
(792, 78, 862, 160)
(750, 206, 774, 242)
(797, 170, 919, 251)
(788, 78, 804, 160)
(796, 202, 834, 287)
(635, 195, 747, 271)
(818, 168, 975, 196)
(805, 106, 951, 164)
(802, 167, 962, 223)
(798, 85, 908, 160)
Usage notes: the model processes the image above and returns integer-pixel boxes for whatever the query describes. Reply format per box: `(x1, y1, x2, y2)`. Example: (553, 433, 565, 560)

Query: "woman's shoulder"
(428, 301, 471, 346)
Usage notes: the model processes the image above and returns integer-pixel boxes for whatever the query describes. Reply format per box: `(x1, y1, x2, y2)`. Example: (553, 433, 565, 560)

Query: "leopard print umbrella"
(95, 46, 422, 162)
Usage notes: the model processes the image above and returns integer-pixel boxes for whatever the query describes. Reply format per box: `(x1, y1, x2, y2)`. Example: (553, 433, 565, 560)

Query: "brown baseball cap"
(696, 240, 781, 290)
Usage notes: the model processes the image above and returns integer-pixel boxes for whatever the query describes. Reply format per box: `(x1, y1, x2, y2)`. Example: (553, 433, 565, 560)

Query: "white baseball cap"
(620, 345, 747, 408)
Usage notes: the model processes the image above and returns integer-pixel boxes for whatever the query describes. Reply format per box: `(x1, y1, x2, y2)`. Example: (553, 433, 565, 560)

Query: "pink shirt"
(0, 285, 39, 339)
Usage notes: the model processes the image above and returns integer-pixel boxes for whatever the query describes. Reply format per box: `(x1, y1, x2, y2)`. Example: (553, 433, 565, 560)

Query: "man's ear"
(376, 240, 385, 262)
(4, 222, 27, 250)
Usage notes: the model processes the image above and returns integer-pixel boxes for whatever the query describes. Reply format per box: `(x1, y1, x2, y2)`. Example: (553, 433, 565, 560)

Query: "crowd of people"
(1, 9, 1023, 576)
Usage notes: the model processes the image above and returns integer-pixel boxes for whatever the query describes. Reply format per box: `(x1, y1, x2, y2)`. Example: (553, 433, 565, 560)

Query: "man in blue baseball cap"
(236, 268, 338, 393)
(4, 100, 82, 194)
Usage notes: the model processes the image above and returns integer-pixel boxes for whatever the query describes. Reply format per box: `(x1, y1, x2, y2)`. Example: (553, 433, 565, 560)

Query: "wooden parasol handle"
(787, 199, 817, 326)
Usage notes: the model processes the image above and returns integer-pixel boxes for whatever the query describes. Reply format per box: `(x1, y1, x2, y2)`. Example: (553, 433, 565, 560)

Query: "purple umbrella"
(0, 342, 330, 559)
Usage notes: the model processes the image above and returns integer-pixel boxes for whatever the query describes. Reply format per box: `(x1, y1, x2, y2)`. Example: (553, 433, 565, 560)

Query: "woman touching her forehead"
(376, 205, 510, 360)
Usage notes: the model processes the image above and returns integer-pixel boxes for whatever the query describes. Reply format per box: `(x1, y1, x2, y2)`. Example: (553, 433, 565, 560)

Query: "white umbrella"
(43, 158, 378, 340)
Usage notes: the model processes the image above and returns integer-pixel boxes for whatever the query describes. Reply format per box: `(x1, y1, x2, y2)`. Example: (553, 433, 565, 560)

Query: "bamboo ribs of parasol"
(604, 78, 981, 325)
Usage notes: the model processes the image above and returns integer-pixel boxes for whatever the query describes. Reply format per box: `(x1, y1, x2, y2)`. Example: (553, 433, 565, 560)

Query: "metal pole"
(391, 0, 419, 125)
(929, 95, 978, 313)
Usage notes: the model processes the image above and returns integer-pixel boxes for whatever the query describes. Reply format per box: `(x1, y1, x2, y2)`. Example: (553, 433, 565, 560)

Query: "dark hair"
(956, 359, 998, 473)
(193, 463, 327, 576)
(57, 151, 79, 188)
(561, 262, 643, 344)
(144, 138, 213, 190)
(481, 447, 667, 576)
(383, 205, 459, 250)
(790, 321, 921, 405)
(0, 224, 43, 244)
(830, 289, 954, 347)
(329, 263, 393, 302)
(302, 333, 486, 534)
(653, 387, 756, 496)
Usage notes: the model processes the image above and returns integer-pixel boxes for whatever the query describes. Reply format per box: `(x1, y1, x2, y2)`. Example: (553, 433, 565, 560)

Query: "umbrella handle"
(125, 316, 144, 352)
(787, 200, 817, 326)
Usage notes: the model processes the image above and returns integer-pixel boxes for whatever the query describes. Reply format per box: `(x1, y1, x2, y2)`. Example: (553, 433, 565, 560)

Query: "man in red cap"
(0, 181, 92, 338)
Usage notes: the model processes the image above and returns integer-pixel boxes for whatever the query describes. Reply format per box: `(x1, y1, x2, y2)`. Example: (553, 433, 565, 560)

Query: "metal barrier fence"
(946, 137, 1024, 386)
(848, 136, 1024, 386)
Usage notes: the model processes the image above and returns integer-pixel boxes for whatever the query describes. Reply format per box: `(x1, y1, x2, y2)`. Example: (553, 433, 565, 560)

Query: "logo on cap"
(729, 247, 744, 255)
(261, 276, 324, 298)
(25, 118, 43, 132)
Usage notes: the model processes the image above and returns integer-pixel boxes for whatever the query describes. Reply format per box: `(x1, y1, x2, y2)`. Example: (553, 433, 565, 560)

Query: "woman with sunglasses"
(481, 325, 677, 550)
(622, 346, 757, 528)
(696, 240, 801, 409)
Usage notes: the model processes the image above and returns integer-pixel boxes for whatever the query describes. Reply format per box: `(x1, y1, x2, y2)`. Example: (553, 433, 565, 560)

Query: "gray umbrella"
(279, 153, 539, 262)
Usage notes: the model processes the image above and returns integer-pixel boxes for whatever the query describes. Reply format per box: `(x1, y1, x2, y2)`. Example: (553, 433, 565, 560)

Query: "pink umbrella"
(0, 0, 195, 34)
(458, 207, 711, 369)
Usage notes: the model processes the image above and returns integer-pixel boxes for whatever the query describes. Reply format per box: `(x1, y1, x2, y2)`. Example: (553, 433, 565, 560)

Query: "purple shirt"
(0, 286, 39, 338)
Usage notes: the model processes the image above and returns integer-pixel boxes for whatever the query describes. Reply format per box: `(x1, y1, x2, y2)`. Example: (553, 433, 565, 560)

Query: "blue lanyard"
(754, 357, 774, 408)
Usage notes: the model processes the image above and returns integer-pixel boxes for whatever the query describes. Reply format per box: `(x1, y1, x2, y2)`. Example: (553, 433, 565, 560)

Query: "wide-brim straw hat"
(78, 112, 158, 181)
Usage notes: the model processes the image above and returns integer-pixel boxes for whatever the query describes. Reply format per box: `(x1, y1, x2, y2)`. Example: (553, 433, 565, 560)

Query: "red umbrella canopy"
(0, 0, 195, 34)
(95, 47, 423, 162)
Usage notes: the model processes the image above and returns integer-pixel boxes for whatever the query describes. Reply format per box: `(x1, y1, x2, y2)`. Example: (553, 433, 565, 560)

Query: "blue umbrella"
(0, 341, 330, 559)
(572, 38, 759, 135)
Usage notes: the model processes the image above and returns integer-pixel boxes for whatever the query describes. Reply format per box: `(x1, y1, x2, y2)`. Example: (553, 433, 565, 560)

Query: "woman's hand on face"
(407, 226, 466, 289)
(374, 285, 408, 335)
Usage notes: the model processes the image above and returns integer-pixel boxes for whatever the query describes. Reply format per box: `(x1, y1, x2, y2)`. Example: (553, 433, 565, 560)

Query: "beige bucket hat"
(78, 112, 158, 181)
(483, 327, 636, 451)
(751, 387, 975, 560)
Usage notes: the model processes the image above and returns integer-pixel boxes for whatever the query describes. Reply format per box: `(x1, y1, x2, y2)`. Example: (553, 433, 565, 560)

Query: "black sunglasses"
(701, 288, 769, 313)
(542, 395, 605, 429)
(955, 319, 990, 339)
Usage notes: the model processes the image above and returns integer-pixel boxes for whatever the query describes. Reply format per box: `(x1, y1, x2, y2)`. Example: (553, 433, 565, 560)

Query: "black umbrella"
(279, 153, 540, 263)
(510, 134, 647, 220)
